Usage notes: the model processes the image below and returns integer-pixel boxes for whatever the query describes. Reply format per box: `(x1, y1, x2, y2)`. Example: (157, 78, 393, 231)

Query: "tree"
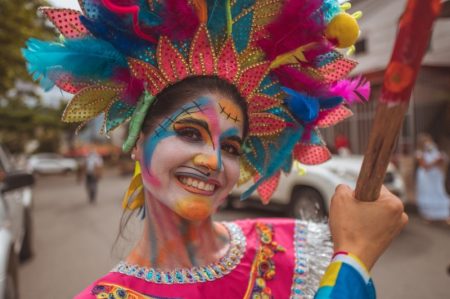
(0, 0, 52, 97)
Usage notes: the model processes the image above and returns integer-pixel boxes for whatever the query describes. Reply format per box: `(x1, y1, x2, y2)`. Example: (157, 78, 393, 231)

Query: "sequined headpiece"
(23, 0, 369, 202)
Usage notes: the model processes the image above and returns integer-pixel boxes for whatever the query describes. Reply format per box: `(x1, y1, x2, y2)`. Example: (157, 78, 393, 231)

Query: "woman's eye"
(221, 143, 241, 156)
(175, 127, 202, 141)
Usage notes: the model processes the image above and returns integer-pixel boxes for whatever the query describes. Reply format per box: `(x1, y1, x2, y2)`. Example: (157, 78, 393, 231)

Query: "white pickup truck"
(229, 155, 406, 221)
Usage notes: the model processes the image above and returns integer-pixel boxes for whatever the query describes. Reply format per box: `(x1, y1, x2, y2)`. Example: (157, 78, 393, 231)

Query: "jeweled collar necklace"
(112, 222, 246, 284)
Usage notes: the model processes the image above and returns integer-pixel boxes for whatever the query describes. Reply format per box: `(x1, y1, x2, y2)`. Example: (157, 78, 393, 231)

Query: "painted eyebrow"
(224, 135, 243, 145)
(174, 117, 210, 132)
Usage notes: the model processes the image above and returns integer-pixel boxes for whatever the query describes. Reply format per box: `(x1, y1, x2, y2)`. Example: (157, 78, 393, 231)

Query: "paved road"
(19, 171, 450, 299)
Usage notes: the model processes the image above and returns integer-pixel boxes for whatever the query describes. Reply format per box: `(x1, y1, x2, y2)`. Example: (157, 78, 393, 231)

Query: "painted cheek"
(174, 195, 212, 221)
(142, 129, 176, 187)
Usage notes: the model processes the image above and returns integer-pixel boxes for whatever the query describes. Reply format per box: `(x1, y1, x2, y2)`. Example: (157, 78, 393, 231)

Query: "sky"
(48, 0, 81, 10)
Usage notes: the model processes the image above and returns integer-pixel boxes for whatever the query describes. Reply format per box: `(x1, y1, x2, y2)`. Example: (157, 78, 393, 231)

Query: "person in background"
(85, 145, 103, 204)
(415, 133, 450, 224)
(334, 133, 352, 157)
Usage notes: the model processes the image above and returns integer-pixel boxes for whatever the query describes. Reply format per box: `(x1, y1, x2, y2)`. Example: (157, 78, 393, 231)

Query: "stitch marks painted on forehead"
(218, 102, 240, 123)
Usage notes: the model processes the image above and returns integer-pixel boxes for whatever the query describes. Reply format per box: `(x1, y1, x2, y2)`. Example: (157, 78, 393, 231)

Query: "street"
(19, 171, 450, 299)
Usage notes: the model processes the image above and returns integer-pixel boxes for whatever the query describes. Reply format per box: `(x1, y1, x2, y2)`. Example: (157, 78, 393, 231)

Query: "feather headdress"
(23, 0, 367, 202)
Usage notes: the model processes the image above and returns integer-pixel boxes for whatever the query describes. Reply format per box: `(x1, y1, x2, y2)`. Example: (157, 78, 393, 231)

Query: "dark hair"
(141, 75, 249, 138)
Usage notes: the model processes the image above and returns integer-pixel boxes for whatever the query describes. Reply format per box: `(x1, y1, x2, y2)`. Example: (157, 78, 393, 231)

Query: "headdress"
(23, 0, 369, 203)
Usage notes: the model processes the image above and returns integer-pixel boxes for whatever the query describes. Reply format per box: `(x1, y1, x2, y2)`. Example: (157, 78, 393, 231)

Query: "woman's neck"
(126, 191, 230, 270)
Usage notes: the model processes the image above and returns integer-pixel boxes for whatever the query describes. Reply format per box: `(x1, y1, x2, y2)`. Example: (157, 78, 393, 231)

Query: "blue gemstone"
(147, 270, 154, 280)
(176, 271, 184, 282)
(295, 278, 304, 284)
(296, 268, 305, 274)
(155, 273, 161, 282)
(295, 288, 303, 295)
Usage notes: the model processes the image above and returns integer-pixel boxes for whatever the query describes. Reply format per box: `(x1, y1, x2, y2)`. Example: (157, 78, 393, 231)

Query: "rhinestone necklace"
(112, 222, 246, 284)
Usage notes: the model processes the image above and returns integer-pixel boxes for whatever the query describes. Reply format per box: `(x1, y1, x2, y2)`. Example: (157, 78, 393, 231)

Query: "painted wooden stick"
(355, 0, 442, 202)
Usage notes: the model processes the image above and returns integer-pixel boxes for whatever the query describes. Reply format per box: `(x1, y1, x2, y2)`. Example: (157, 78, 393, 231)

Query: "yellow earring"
(122, 162, 145, 210)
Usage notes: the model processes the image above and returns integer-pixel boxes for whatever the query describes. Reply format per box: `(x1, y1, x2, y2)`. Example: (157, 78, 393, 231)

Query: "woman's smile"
(176, 174, 219, 195)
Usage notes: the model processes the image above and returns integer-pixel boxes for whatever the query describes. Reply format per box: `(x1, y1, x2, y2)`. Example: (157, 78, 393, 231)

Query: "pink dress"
(75, 218, 375, 299)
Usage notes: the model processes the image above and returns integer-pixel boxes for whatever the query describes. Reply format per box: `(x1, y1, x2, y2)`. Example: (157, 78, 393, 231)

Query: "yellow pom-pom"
(325, 12, 360, 48)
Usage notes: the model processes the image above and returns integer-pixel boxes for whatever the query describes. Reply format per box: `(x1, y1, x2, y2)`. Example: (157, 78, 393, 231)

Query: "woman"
(415, 133, 450, 223)
(23, 0, 407, 298)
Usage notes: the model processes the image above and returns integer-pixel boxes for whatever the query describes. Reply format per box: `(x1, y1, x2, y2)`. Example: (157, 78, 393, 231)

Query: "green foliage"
(0, 0, 53, 96)
(0, 103, 66, 153)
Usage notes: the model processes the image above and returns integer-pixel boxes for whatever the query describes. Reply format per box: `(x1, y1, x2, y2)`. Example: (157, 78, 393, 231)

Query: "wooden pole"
(355, 0, 441, 202)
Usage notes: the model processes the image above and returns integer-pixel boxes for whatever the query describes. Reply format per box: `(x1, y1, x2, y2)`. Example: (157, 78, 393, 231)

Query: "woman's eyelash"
(174, 127, 202, 140)
(221, 143, 241, 156)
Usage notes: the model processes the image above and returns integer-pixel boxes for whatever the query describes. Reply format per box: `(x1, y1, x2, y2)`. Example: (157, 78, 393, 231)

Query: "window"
(354, 38, 367, 55)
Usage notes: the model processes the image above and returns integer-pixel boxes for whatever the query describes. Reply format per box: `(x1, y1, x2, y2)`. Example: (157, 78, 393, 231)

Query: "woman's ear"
(131, 132, 145, 160)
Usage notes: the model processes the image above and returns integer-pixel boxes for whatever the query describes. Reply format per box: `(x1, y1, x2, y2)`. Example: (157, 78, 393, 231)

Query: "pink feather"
(113, 69, 144, 105)
(258, 0, 328, 61)
(157, 0, 199, 40)
(329, 76, 371, 105)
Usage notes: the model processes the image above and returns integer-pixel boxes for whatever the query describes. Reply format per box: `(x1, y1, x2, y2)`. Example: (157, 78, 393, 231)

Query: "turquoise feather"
(22, 38, 127, 90)
(241, 127, 303, 200)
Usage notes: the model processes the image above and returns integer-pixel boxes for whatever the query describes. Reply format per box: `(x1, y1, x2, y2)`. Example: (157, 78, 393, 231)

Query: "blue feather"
(241, 127, 303, 200)
(319, 96, 343, 109)
(282, 87, 320, 123)
(321, 0, 342, 22)
(80, 7, 154, 59)
(22, 37, 127, 90)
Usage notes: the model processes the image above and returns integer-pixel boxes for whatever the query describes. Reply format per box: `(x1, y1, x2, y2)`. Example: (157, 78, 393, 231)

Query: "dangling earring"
(131, 153, 136, 160)
(122, 162, 145, 210)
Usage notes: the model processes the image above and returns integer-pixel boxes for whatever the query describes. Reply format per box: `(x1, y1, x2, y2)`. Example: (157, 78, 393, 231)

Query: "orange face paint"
(218, 98, 243, 124)
(174, 195, 212, 221)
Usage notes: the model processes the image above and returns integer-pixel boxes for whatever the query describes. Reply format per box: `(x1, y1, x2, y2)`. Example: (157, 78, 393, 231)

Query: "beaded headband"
(23, 0, 369, 202)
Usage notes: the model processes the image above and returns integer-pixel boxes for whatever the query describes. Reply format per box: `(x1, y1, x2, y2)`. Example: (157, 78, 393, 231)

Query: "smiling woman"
(22, 0, 408, 298)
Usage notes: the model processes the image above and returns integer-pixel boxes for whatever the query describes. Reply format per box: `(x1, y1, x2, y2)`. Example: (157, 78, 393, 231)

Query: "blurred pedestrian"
(84, 145, 103, 204)
(415, 133, 450, 223)
(334, 133, 351, 156)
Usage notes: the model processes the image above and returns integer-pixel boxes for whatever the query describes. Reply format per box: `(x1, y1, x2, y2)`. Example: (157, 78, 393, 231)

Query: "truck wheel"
(290, 187, 326, 221)
(4, 250, 19, 299)
(19, 207, 33, 262)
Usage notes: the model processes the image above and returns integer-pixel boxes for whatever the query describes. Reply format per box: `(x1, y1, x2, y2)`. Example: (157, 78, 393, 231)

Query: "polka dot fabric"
(317, 106, 353, 128)
(39, 8, 88, 38)
(294, 143, 332, 165)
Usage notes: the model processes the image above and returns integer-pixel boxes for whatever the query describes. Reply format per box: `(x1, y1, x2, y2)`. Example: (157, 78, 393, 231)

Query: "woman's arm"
(315, 185, 408, 299)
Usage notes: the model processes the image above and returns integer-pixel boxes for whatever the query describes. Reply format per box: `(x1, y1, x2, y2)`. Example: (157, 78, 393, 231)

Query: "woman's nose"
(193, 153, 219, 172)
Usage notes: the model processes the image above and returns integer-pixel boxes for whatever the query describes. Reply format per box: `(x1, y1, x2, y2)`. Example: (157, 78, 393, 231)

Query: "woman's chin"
(174, 196, 213, 221)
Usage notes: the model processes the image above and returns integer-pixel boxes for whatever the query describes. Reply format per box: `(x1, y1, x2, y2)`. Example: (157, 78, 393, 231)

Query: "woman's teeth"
(179, 176, 215, 192)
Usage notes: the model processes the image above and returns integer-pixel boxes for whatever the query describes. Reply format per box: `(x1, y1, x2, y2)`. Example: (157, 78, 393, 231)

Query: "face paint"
(138, 94, 244, 221)
(141, 99, 208, 186)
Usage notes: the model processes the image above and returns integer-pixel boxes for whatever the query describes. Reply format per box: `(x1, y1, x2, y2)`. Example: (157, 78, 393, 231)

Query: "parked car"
(229, 155, 406, 221)
(0, 145, 35, 299)
(27, 153, 78, 175)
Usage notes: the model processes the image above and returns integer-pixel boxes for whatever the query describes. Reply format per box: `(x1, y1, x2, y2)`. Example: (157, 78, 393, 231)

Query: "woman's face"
(135, 93, 244, 221)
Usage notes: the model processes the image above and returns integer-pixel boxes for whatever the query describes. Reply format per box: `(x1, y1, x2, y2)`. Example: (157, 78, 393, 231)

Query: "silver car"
(229, 155, 406, 221)
(0, 145, 34, 299)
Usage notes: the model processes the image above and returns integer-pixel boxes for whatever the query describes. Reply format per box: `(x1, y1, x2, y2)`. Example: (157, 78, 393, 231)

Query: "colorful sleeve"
(314, 252, 376, 299)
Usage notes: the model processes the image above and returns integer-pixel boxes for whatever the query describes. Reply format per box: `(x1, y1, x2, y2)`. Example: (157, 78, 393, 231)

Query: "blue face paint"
(142, 99, 209, 176)
(216, 127, 240, 170)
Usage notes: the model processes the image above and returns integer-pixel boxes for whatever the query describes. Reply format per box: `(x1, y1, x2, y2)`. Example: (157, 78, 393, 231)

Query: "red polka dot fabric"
(40, 8, 88, 38)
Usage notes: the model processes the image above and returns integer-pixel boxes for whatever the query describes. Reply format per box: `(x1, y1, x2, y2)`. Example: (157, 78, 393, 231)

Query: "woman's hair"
(114, 76, 249, 249)
(141, 75, 249, 138)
